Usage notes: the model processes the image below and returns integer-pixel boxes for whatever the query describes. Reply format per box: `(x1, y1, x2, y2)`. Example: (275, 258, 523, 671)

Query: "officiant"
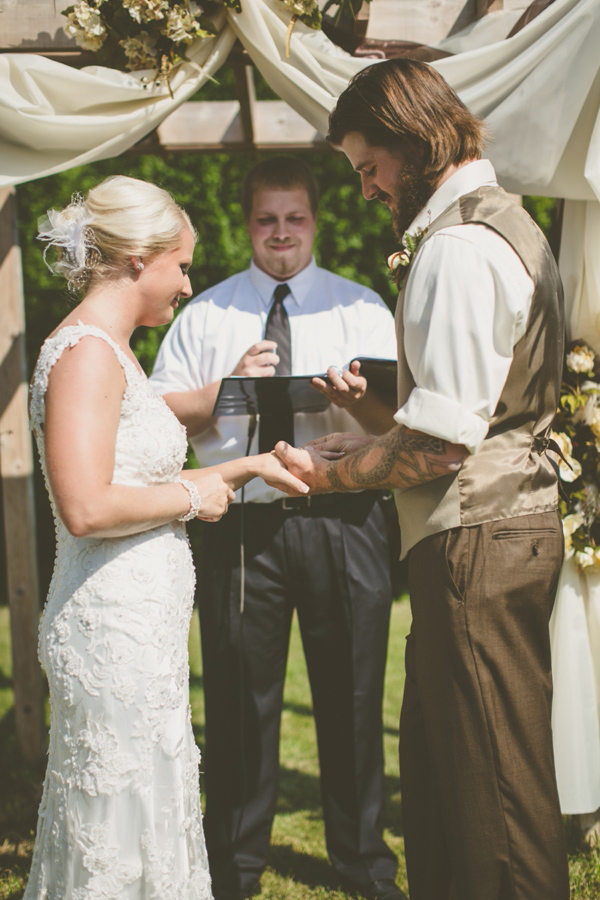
(150, 156, 404, 900)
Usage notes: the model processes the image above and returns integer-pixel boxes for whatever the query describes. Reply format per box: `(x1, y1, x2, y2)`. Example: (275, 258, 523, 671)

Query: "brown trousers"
(400, 511, 570, 900)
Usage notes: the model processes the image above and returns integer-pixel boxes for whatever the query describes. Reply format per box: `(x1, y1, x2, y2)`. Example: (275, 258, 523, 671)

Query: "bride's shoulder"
(34, 324, 126, 396)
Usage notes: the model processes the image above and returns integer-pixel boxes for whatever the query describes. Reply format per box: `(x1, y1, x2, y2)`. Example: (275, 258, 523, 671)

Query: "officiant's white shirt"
(151, 258, 396, 503)
(394, 159, 535, 455)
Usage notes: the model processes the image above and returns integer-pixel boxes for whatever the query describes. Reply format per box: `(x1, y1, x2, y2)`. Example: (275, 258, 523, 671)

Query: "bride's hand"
(255, 452, 310, 497)
(182, 470, 235, 522)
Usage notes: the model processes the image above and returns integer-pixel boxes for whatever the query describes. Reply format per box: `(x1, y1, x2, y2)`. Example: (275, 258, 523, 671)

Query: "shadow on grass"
(268, 843, 341, 892)
(0, 707, 44, 841)
(277, 765, 403, 837)
(0, 706, 45, 897)
(0, 668, 13, 690)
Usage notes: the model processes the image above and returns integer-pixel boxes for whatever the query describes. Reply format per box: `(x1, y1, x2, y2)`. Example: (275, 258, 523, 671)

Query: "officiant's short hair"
(327, 59, 487, 186)
(242, 156, 319, 219)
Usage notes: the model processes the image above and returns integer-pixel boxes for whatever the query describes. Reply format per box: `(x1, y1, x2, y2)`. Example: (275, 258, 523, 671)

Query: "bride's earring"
(132, 258, 144, 272)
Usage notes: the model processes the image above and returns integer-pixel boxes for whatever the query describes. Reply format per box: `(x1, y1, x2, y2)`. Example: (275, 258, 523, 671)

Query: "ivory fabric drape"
(550, 558, 600, 815)
(0, 11, 236, 186)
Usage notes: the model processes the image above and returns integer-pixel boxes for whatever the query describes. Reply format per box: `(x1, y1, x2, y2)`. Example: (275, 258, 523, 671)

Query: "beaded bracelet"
(177, 477, 202, 522)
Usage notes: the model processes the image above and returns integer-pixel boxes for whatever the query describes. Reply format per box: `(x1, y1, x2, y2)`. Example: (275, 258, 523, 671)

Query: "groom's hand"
(274, 442, 333, 494)
(307, 431, 375, 458)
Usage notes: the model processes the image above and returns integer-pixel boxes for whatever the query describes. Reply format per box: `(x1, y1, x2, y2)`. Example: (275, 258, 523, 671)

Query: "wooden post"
(0, 187, 44, 766)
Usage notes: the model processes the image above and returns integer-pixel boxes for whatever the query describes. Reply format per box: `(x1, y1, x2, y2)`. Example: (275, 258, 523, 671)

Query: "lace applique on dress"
(24, 324, 212, 899)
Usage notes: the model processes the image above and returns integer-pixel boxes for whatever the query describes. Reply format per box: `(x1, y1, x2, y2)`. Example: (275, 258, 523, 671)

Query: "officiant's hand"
(311, 360, 367, 408)
(231, 341, 279, 377)
(307, 432, 376, 459)
(256, 452, 310, 497)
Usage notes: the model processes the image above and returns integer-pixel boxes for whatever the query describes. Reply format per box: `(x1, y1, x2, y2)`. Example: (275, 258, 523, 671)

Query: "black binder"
(211, 358, 397, 418)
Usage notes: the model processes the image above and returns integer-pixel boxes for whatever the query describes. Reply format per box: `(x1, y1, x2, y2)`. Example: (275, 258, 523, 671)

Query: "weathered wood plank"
(366, 0, 532, 42)
(157, 99, 325, 151)
(366, 0, 478, 43)
(0, 187, 44, 767)
(0, 0, 74, 50)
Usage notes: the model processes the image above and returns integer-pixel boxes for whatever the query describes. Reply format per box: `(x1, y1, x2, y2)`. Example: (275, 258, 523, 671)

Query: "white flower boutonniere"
(388, 226, 428, 286)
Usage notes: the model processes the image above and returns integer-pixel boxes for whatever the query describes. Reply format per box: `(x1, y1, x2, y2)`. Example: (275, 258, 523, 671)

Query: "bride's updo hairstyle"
(37, 175, 195, 292)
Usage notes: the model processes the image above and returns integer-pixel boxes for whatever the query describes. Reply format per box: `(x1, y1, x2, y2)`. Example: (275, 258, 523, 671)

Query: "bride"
(25, 175, 308, 899)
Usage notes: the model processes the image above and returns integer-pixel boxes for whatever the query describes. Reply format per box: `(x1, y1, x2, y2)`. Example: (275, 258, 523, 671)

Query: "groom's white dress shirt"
(151, 258, 396, 503)
(394, 159, 535, 455)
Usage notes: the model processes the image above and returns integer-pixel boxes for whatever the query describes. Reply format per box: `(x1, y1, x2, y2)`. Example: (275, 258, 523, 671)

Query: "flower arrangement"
(62, 0, 325, 87)
(63, 0, 374, 81)
(552, 340, 600, 570)
(388, 226, 428, 288)
(63, 0, 235, 90)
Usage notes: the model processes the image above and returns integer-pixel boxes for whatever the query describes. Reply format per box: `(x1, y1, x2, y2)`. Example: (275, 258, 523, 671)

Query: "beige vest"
(394, 185, 564, 558)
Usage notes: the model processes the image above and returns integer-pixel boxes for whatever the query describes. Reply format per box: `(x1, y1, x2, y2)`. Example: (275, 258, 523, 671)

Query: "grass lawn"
(1, 599, 599, 898)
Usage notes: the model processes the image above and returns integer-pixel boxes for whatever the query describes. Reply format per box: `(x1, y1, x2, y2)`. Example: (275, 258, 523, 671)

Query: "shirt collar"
(249, 257, 318, 308)
(409, 158, 498, 234)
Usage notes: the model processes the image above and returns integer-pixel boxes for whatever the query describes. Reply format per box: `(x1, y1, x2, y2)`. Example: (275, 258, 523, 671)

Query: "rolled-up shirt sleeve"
(393, 225, 534, 455)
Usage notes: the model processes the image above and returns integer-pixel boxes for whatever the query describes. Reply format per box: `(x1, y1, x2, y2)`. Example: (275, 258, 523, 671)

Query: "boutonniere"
(387, 226, 428, 286)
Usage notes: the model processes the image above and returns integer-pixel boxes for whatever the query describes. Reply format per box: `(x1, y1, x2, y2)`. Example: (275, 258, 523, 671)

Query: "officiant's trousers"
(400, 511, 570, 900)
(197, 491, 398, 897)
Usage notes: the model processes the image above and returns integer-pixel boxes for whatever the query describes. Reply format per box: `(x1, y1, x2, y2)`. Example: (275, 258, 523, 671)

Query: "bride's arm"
(44, 339, 307, 539)
(44, 338, 234, 539)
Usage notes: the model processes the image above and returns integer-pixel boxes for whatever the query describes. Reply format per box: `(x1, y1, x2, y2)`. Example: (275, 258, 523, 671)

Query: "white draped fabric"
(2, 0, 600, 814)
(550, 558, 600, 814)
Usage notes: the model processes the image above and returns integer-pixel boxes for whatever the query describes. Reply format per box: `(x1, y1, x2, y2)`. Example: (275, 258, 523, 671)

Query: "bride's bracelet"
(177, 477, 202, 522)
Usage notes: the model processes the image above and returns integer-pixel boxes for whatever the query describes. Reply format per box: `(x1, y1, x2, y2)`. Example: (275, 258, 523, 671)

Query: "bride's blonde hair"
(37, 175, 196, 291)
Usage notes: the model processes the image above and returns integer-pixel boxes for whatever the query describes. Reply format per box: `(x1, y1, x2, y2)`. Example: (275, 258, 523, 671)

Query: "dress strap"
(30, 323, 141, 433)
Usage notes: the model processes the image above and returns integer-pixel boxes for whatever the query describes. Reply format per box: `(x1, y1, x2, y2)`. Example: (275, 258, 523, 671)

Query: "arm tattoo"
(324, 426, 465, 492)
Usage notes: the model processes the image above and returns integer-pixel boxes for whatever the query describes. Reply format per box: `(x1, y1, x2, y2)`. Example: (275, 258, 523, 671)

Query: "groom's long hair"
(327, 59, 488, 186)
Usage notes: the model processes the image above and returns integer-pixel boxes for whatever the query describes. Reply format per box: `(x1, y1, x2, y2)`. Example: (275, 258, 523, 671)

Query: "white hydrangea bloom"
(123, 0, 168, 24)
(162, 5, 200, 43)
(281, 0, 319, 14)
(65, 1, 106, 52)
(575, 546, 596, 570)
(120, 32, 158, 69)
(566, 345, 595, 375)
(562, 512, 584, 559)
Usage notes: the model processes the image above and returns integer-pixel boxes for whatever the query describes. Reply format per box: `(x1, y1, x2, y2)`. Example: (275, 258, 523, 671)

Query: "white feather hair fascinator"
(37, 194, 98, 287)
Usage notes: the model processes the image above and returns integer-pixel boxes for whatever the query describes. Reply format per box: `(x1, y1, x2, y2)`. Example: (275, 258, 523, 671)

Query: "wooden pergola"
(0, 0, 536, 764)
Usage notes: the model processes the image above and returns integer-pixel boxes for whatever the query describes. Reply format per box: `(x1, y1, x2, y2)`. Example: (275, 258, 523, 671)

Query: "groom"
(276, 59, 570, 900)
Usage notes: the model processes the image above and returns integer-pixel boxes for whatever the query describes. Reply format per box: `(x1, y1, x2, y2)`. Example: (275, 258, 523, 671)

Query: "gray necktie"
(265, 283, 292, 374)
(258, 284, 294, 452)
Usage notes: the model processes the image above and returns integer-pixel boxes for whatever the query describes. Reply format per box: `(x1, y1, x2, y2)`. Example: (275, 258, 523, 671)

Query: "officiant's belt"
(239, 491, 392, 513)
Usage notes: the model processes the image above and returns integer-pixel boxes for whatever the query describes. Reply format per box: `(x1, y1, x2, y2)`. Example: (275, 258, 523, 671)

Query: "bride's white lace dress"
(25, 324, 212, 900)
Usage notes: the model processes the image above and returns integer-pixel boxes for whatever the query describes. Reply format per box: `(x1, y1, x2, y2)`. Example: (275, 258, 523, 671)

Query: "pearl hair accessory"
(177, 477, 201, 522)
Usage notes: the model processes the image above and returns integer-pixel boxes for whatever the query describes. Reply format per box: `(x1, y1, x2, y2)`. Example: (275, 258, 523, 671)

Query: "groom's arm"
(275, 424, 468, 494)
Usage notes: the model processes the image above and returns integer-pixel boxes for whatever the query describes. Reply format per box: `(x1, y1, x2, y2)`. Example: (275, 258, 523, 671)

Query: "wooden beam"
(367, 0, 478, 43)
(0, 0, 75, 51)
(0, 188, 44, 767)
(157, 99, 325, 151)
(230, 44, 256, 146)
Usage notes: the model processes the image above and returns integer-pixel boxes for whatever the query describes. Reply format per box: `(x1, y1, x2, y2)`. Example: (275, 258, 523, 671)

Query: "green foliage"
(523, 196, 556, 237)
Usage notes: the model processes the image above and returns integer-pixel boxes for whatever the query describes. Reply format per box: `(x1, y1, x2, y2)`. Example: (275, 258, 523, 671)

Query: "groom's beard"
(389, 162, 435, 240)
